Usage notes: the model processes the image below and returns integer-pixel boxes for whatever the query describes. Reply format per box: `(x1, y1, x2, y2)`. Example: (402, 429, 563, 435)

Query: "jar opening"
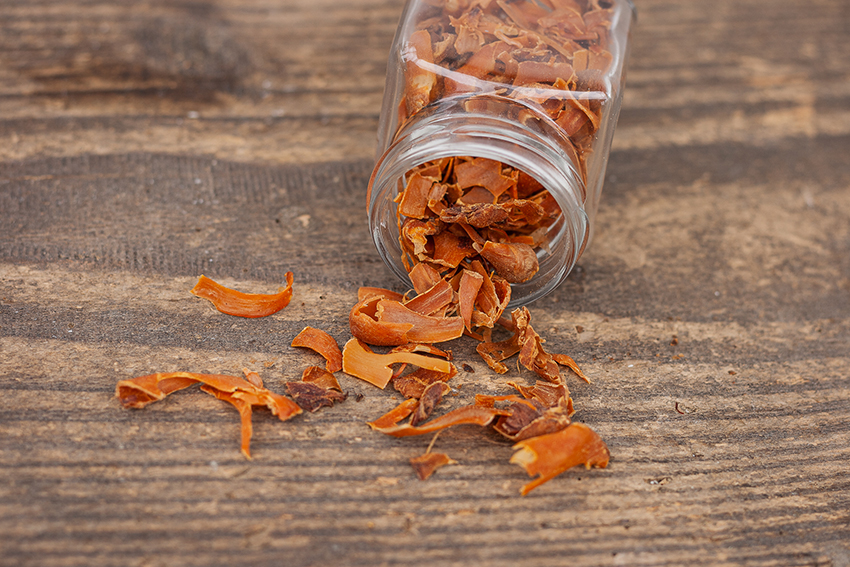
(368, 96, 589, 307)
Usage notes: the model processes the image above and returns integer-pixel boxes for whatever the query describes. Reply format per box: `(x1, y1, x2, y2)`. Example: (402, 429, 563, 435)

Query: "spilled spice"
(119, 262, 606, 492)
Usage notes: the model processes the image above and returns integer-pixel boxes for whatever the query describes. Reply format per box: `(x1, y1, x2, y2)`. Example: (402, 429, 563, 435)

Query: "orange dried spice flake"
(341, 338, 455, 389)
(396, 162, 551, 285)
(476, 306, 582, 384)
(511, 423, 610, 496)
(410, 381, 445, 426)
(410, 452, 456, 481)
(349, 289, 465, 347)
(496, 396, 572, 442)
(403, 278, 455, 316)
(301, 364, 344, 392)
(191, 272, 294, 318)
(368, 401, 510, 438)
(392, 368, 454, 400)
(389, 343, 456, 399)
(291, 326, 343, 373)
(115, 370, 302, 459)
(286, 365, 347, 413)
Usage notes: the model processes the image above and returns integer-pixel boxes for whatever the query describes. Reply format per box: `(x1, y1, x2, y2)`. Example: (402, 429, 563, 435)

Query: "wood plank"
(1, 0, 849, 566)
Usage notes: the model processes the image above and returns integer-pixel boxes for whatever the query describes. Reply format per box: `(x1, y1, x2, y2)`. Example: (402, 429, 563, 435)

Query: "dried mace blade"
(301, 365, 344, 392)
(286, 380, 347, 413)
(341, 338, 455, 389)
(291, 326, 343, 373)
(510, 423, 610, 496)
(368, 402, 510, 438)
(409, 381, 445, 426)
(410, 452, 456, 481)
(191, 272, 294, 318)
(477, 241, 539, 284)
(115, 371, 302, 459)
(286, 365, 347, 413)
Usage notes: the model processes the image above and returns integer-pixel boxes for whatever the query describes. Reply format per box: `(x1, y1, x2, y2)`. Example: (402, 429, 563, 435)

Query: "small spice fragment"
(392, 367, 454, 399)
(377, 299, 465, 343)
(409, 381, 445, 426)
(291, 326, 343, 373)
(191, 273, 294, 318)
(286, 380, 347, 413)
(476, 385, 572, 443)
(285, 366, 347, 413)
(201, 385, 256, 459)
(477, 241, 539, 284)
(350, 295, 414, 346)
(476, 334, 522, 374)
(242, 369, 264, 388)
(476, 307, 571, 383)
(510, 423, 610, 496)
(457, 269, 484, 333)
(410, 452, 456, 480)
(301, 365, 343, 392)
(368, 398, 419, 429)
(358, 287, 405, 302)
(403, 279, 455, 316)
(550, 353, 589, 383)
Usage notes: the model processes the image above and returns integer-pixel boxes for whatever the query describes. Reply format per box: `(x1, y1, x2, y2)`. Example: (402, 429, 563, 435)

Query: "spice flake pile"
(116, 270, 609, 495)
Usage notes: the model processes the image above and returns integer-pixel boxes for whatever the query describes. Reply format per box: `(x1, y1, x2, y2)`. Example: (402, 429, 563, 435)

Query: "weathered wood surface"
(1, 0, 849, 565)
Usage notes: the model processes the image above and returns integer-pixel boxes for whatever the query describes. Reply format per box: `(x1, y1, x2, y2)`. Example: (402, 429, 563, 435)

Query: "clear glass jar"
(368, 0, 635, 306)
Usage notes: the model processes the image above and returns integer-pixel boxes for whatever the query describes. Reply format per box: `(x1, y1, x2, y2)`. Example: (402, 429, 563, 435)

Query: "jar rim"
(368, 95, 589, 307)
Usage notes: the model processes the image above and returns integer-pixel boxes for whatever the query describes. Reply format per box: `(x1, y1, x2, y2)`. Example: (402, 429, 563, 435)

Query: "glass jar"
(368, 0, 635, 306)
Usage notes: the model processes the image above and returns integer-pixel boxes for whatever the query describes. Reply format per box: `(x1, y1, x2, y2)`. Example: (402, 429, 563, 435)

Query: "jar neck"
(368, 95, 589, 307)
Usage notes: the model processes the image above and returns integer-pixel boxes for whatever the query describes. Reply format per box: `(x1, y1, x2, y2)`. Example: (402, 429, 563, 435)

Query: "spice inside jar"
(369, 0, 635, 306)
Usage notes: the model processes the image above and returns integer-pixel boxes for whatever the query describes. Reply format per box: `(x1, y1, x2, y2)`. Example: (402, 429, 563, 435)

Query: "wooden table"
(2, 1, 849, 565)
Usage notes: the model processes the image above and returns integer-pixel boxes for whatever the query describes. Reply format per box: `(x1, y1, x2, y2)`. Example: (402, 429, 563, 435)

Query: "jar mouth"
(368, 95, 588, 307)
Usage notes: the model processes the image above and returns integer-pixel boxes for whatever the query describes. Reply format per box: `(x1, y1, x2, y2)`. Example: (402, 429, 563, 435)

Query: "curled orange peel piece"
(200, 385, 255, 459)
(357, 287, 405, 302)
(403, 279, 455, 316)
(301, 365, 343, 392)
(553, 353, 591, 383)
(341, 338, 454, 389)
(285, 379, 346, 413)
(458, 269, 484, 333)
(191, 272, 294, 318)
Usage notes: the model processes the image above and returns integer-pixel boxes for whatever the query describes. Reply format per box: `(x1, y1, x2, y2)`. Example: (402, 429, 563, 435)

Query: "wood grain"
(1, 1, 849, 566)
